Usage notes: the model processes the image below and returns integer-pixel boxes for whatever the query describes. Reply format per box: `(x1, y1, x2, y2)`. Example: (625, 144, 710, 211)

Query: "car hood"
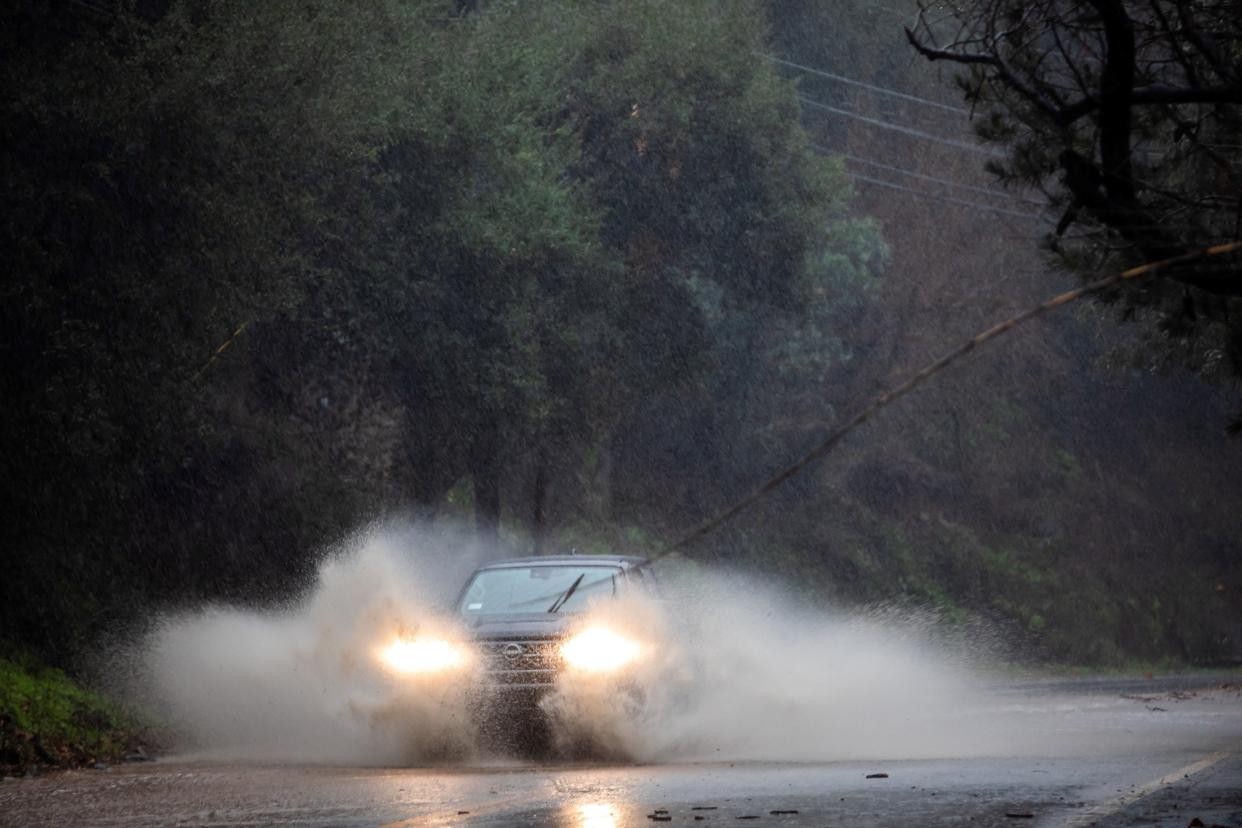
(462, 612, 578, 639)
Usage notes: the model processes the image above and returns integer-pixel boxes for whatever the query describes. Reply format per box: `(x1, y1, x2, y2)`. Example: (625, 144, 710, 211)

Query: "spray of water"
(542, 572, 1002, 761)
(130, 525, 491, 764)
(127, 523, 1021, 764)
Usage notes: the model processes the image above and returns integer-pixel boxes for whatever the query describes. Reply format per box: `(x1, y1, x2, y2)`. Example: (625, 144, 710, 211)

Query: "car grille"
(476, 637, 562, 687)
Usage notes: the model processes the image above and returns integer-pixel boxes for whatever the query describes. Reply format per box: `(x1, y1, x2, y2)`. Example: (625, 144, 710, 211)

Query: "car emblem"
(501, 643, 524, 659)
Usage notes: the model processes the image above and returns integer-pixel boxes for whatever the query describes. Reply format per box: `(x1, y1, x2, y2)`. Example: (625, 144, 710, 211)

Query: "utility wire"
(763, 54, 971, 115)
(822, 147, 1046, 206)
(798, 95, 1005, 158)
(842, 171, 1049, 222)
(650, 241, 1242, 561)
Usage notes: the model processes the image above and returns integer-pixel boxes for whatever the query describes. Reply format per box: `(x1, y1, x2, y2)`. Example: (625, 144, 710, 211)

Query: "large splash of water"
(127, 524, 1014, 764)
(540, 571, 1001, 761)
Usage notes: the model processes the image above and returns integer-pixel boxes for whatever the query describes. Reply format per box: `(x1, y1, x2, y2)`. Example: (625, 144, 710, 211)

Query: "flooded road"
(3, 678, 1239, 827)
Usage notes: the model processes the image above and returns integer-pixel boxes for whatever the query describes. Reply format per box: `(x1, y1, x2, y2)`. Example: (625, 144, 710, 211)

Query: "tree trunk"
(531, 445, 549, 554)
(474, 464, 500, 543)
(471, 423, 501, 544)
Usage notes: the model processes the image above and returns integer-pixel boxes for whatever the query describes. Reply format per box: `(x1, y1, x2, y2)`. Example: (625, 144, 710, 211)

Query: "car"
(453, 553, 659, 750)
(457, 553, 657, 686)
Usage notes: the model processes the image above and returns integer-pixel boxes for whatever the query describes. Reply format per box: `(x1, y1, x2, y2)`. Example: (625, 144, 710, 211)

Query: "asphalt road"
(3, 677, 1240, 827)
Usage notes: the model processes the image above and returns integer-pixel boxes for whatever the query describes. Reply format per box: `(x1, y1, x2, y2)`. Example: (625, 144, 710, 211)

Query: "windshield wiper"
(547, 573, 585, 614)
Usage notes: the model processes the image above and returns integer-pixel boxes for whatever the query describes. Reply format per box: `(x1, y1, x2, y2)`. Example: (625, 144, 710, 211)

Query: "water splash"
(128, 524, 1013, 764)
(131, 525, 489, 763)
(543, 571, 998, 761)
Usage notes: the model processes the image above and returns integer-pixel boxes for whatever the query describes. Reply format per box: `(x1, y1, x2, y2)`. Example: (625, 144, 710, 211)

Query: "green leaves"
(2, 0, 883, 660)
(0, 656, 141, 772)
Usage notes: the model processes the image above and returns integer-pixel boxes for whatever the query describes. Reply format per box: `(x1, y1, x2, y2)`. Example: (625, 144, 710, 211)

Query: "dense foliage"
(4, 0, 1239, 675)
(1, 0, 878, 661)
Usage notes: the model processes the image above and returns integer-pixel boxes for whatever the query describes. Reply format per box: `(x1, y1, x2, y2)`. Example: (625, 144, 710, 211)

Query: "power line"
(817, 146, 1046, 206)
(843, 171, 1046, 221)
(651, 241, 1242, 560)
(762, 54, 970, 115)
(797, 95, 1005, 158)
(841, 171, 1049, 222)
(806, 137, 1044, 219)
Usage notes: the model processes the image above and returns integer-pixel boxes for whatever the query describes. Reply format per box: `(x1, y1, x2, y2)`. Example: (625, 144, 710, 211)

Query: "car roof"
(473, 554, 650, 571)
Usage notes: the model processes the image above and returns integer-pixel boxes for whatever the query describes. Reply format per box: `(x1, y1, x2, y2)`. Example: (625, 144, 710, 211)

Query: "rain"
(2, 1, 1241, 825)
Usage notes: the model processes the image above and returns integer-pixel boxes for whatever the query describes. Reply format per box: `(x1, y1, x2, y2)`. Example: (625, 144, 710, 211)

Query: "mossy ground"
(0, 654, 145, 774)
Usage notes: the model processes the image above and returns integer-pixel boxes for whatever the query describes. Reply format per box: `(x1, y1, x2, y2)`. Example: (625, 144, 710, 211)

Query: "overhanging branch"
(907, 28, 1242, 128)
(904, 27, 1066, 122)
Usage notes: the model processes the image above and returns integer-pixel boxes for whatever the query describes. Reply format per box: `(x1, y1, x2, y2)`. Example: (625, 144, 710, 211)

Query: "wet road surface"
(3, 678, 1240, 827)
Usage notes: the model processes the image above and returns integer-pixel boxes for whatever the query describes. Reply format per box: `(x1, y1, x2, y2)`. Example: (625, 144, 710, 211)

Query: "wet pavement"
(2, 679, 1240, 827)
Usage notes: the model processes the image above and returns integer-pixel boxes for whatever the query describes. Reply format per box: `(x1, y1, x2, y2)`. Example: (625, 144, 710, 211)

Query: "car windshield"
(458, 565, 619, 615)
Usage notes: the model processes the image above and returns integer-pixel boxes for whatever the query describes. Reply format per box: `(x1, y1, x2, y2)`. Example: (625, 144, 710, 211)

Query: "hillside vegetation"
(2, 0, 1239, 682)
(0, 655, 144, 772)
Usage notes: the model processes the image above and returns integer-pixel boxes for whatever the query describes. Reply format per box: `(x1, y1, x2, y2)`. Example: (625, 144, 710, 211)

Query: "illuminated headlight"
(379, 638, 464, 674)
(560, 627, 642, 673)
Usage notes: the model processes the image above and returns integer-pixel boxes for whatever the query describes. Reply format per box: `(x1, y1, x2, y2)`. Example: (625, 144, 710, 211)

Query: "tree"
(0, 0, 442, 655)
(549, 0, 883, 524)
(906, 0, 1242, 375)
(1, 0, 881, 661)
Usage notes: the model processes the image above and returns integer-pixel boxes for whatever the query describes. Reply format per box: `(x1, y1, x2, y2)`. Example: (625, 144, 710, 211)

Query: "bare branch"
(905, 26, 1067, 122)
(1175, 0, 1232, 80)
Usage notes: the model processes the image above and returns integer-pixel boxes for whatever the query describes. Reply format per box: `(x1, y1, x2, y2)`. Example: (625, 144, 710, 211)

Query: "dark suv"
(455, 554, 656, 693)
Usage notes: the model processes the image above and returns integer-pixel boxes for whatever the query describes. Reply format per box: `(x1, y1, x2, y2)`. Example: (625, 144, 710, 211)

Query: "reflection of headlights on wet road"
(574, 802, 619, 828)
(560, 627, 642, 673)
(379, 638, 464, 674)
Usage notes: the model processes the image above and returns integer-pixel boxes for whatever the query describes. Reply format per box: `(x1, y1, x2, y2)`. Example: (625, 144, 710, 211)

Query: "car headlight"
(560, 627, 642, 673)
(379, 637, 464, 674)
